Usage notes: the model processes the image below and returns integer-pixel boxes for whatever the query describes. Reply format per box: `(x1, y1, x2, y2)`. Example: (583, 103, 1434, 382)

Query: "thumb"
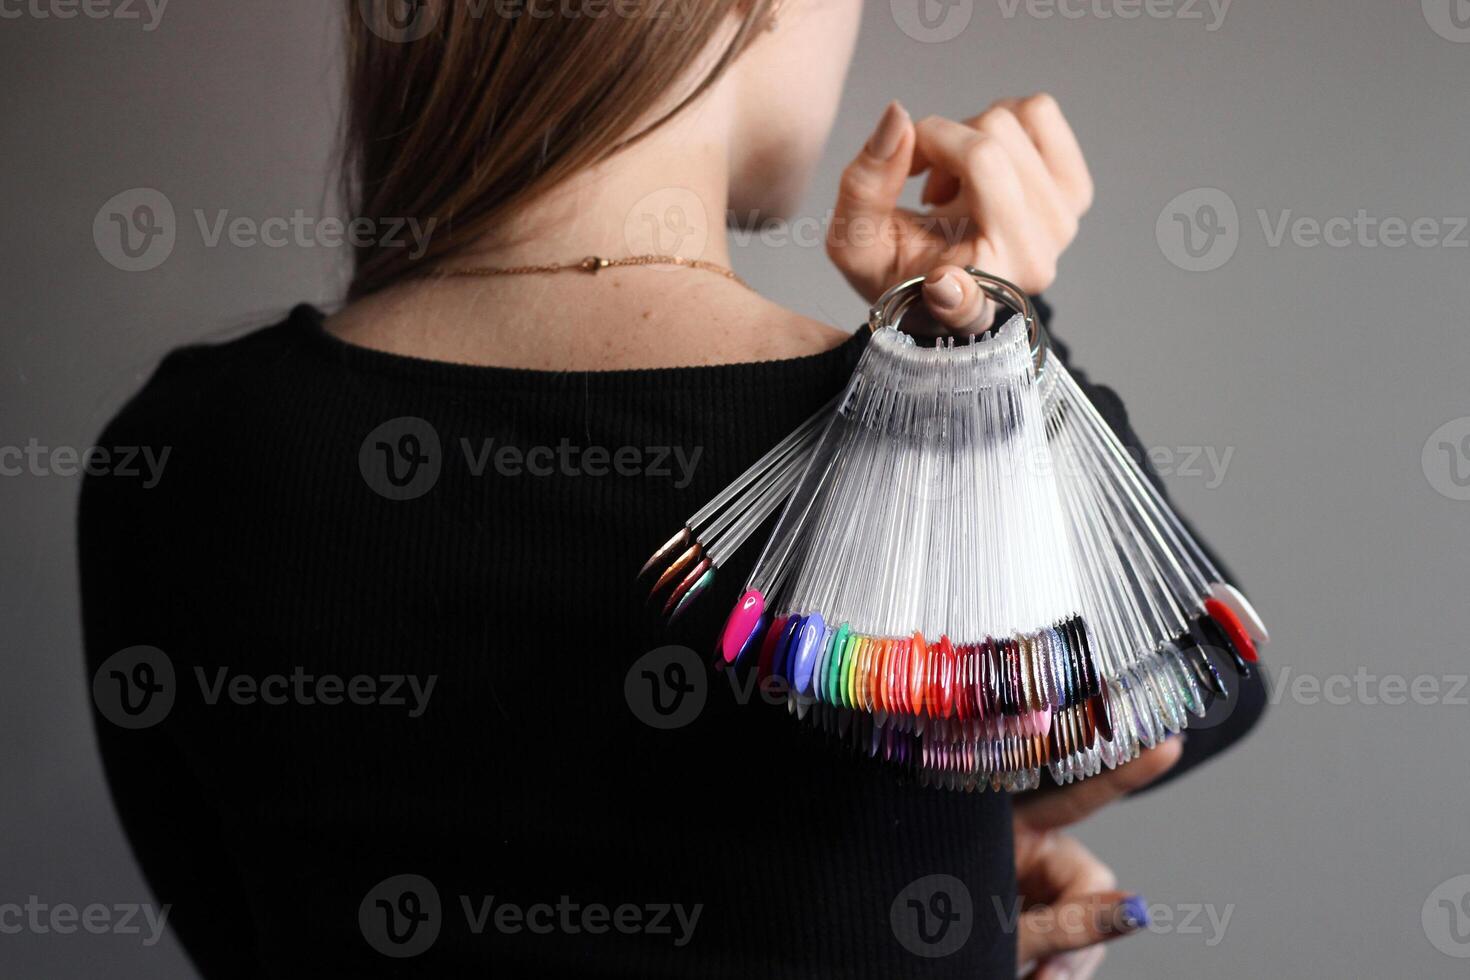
(1018, 892, 1151, 965)
(828, 100, 913, 300)
(920, 264, 997, 335)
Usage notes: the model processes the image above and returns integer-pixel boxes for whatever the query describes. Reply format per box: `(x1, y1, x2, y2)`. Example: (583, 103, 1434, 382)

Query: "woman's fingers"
(827, 97, 1092, 305)
(1014, 830, 1148, 965)
(911, 114, 1053, 293)
(1014, 739, 1184, 833)
(969, 104, 1078, 249)
(827, 100, 915, 300)
(920, 265, 996, 334)
(1006, 92, 1094, 216)
(920, 102, 1072, 244)
(1019, 891, 1149, 967)
(912, 115, 1029, 226)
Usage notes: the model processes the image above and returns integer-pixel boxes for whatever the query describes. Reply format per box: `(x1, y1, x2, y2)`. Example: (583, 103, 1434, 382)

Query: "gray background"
(3, 0, 1469, 976)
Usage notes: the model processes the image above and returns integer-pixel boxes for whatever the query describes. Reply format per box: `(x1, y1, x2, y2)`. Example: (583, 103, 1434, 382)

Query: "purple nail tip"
(1118, 895, 1151, 930)
(791, 612, 826, 695)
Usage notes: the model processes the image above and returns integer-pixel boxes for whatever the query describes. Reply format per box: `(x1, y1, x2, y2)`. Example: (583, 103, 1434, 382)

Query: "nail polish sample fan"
(639, 269, 1267, 790)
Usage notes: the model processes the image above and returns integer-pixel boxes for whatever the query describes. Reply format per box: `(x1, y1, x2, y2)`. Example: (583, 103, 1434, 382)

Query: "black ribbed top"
(79, 303, 1263, 978)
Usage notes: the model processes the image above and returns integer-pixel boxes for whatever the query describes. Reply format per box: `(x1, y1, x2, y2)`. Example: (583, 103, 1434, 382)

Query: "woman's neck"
(327, 116, 848, 371)
(458, 120, 738, 272)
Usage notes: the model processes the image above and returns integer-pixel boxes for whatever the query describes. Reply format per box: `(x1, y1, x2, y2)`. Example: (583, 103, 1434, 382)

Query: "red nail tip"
(1204, 597, 1258, 664)
(757, 615, 789, 682)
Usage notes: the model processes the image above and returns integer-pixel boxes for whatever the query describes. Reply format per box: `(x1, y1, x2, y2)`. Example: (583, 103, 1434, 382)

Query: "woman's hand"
(827, 96, 1093, 334)
(1012, 740, 1183, 980)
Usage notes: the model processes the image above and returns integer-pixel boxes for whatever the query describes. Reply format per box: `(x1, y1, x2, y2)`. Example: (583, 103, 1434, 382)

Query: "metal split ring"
(867, 267, 1049, 376)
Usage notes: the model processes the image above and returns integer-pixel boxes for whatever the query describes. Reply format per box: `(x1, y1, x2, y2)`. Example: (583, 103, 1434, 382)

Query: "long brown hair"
(344, 0, 775, 300)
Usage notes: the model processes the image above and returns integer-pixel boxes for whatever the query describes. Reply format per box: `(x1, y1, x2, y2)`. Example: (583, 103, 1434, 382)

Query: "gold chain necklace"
(420, 254, 750, 290)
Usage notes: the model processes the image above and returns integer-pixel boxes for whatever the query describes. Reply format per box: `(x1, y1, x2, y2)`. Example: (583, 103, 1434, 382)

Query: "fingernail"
(865, 101, 908, 159)
(1117, 895, 1151, 932)
(924, 271, 964, 311)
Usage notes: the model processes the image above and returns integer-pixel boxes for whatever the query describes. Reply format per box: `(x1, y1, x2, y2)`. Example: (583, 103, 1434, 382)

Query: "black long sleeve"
(79, 302, 1262, 978)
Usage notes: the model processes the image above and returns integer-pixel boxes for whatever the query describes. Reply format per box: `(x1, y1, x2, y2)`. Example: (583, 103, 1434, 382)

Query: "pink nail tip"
(719, 590, 765, 664)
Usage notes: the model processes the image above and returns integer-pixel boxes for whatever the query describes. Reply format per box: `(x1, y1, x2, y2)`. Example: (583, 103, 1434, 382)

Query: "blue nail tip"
(735, 612, 770, 668)
(1118, 895, 1151, 930)
(791, 612, 826, 696)
(772, 615, 803, 684)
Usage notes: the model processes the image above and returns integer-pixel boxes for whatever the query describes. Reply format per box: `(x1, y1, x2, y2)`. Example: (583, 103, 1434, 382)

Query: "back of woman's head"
(344, 0, 777, 299)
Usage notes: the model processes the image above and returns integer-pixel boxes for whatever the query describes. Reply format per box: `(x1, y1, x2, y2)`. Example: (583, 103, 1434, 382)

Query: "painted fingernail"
(924, 272, 964, 311)
(1117, 895, 1151, 932)
(865, 101, 908, 159)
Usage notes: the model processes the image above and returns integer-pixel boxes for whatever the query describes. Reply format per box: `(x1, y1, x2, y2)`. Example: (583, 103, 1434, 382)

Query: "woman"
(80, 2, 1264, 976)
